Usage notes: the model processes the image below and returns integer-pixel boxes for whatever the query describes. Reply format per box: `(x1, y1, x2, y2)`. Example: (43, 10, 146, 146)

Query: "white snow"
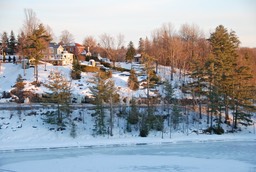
(0, 62, 256, 172)
(0, 62, 159, 103)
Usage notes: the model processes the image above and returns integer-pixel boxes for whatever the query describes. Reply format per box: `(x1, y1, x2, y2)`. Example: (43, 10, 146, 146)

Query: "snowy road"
(0, 140, 256, 172)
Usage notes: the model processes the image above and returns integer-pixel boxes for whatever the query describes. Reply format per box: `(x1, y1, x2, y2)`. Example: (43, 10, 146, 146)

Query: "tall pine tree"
(208, 25, 240, 123)
(90, 72, 112, 136)
(9, 30, 16, 55)
(44, 70, 72, 127)
(188, 57, 207, 119)
(26, 24, 52, 83)
(231, 66, 255, 129)
(125, 41, 136, 62)
(138, 38, 145, 54)
(104, 79, 119, 136)
(205, 25, 255, 130)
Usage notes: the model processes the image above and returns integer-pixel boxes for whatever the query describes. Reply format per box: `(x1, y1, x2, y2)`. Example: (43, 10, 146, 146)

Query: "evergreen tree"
(125, 41, 136, 62)
(26, 24, 52, 83)
(188, 57, 207, 119)
(127, 98, 140, 125)
(208, 25, 240, 123)
(163, 80, 175, 132)
(90, 73, 107, 136)
(138, 37, 145, 54)
(231, 66, 255, 129)
(44, 70, 72, 127)
(206, 25, 255, 130)
(90, 71, 119, 136)
(164, 81, 175, 104)
(171, 104, 182, 130)
(104, 79, 120, 136)
(204, 57, 221, 134)
(71, 56, 81, 80)
(128, 69, 139, 90)
(139, 53, 156, 137)
(9, 30, 16, 55)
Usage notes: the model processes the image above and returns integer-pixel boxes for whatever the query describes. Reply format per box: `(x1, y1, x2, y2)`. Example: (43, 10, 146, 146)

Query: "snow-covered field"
(1, 140, 256, 172)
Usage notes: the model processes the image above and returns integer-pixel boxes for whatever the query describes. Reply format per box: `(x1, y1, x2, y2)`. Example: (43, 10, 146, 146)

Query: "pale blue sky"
(0, 0, 255, 47)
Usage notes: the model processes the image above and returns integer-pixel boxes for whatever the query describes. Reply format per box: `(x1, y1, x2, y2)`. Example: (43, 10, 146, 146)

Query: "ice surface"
(1, 141, 255, 172)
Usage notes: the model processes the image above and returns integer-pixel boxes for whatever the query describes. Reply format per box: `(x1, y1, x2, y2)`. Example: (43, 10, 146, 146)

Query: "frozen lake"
(1, 140, 256, 172)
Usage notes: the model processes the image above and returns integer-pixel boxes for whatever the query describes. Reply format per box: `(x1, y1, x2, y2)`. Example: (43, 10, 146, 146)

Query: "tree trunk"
(234, 104, 238, 129)
(207, 100, 210, 124)
(35, 64, 38, 84)
(109, 97, 113, 136)
(199, 100, 202, 119)
(57, 103, 61, 126)
(210, 111, 213, 134)
(218, 105, 222, 128)
(224, 94, 229, 123)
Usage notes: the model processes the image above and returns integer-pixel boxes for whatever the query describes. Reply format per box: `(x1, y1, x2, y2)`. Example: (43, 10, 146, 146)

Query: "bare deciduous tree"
(46, 25, 56, 43)
(22, 8, 39, 36)
(59, 30, 74, 45)
(99, 33, 115, 49)
(116, 33, 125, 49)
(99, 33, 125, 66)
(179, 23, 203, 64)
(83, 36, 97, 50)
(150, 23, 177, 80)
(178, 23, 204, 81)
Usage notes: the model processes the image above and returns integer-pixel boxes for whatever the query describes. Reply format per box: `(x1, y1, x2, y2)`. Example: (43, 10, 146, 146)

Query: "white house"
(44, 43, 64, 61)
(55, 51, 73, 65)
(43, 43, 74, 66)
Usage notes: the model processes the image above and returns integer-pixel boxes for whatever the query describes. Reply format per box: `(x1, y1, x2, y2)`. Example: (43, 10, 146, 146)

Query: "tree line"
(1, 11, 255, 84)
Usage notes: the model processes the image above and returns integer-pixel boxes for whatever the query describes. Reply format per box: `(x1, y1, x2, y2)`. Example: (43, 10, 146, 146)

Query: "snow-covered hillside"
(0, 62, 166, 103)
(0, 61, 255, 152)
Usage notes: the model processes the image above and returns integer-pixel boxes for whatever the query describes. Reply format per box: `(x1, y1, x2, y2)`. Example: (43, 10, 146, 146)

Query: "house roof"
(75, 43, 84, 47)
(134, 54, 142, 58)
(65, 43, 85, 48)
(49, 43, 62, 49)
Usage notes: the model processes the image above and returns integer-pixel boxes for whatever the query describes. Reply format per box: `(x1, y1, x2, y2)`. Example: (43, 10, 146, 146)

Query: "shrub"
(99, 71, 112, 80)
(71, 70, 81, 80)
(128, 69, 139, 90)
(204, 126, 224, 135)
(81, 66, 99, 72)
(139, 125, 149, 137)
(127, 113, 139, 125)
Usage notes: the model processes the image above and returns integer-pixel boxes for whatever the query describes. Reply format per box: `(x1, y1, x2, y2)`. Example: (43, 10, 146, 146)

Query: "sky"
(0, 0, 255, 48)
